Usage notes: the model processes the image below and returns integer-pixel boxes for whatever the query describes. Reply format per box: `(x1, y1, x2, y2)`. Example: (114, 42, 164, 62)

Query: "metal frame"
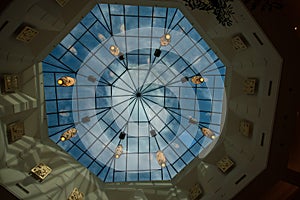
(42, 3, 226, 183)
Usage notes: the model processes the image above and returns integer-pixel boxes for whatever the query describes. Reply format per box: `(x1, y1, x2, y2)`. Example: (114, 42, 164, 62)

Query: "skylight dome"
(43, 3, 226, 182)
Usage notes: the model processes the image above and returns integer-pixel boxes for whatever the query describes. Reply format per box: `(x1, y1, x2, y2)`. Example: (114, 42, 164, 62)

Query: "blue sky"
(43, 3, 226, 182)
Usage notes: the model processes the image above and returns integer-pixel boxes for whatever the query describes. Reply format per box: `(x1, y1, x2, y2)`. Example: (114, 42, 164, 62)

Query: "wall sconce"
(57, 76, 76, 86)
(239, 120, 253, 137)
(29, 163, 52, 182)
(160, 33, 171, 46)
(154, 49, 161, 57)
(217, 156, 234, 174)
(60, 128, 77, 141)
(119, 131, 126, 140)
(115, 144, 123, 158)
(16, 26, 39, 43)
(6, 121, 25, 144)
(191, 75, 204, 84)
(68, 188, 84, 200)
(156, 150, 166, 167)
(189, 183, 203, 200)
(232, 34, 248, 51)
(243, 78, 258, 95)
(201, 128, 216, 140)
(2, 74, 20, 94)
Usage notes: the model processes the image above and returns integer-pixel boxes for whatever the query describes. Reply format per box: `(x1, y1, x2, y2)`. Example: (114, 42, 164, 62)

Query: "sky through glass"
(43, 3, 226, 182)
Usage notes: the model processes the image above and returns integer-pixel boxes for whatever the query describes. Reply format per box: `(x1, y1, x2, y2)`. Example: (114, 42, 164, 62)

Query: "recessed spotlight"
(294, 26, 298, 31)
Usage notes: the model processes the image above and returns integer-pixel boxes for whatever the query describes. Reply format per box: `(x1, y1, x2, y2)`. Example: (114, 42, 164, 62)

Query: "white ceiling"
(0, 0, 282, 199)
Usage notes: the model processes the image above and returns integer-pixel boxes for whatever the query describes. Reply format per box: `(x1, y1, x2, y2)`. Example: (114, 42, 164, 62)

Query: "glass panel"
(43, 3, 226, 183)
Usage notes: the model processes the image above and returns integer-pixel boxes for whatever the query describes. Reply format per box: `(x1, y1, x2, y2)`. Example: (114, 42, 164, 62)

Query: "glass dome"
(43, 3, 226, 182)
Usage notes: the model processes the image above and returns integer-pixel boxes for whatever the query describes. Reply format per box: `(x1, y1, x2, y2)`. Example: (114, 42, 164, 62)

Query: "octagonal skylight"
(42, 3, 226, 182)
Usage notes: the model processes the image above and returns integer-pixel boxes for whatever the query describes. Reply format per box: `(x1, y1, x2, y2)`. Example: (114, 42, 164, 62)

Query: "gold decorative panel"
(30, 163, 52, 182)
(189, 183, 202, 200)
(2, 74, 20, 94)
(68, 188, 84, 200)
(232, 35, 248, 50)
(56, 0, 70, 7)
(243, 78, 258, 95)
(239, 120, 253, 137)
(217, 156, 234, 173)
(7, 121, 25, 144)
(16, 26, 39, 43)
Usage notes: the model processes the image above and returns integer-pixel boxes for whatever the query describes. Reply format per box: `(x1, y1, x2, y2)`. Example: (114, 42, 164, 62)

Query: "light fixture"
(110, 45, 120, 56)
(119, 131, 126, 140)
(110, 45, 125, 60)
(243, 78, 258, 95)
(87, 75, 96, 83)
(160, 33, 171, 46)
(2, 74, 20, 94)
(56, 0, 70, 7)
(150, 129, 157, 137)
(217, 156, 234, 173)
(30, 163, 52, 182)
(201, 128, 216, 140)
(115, 144, 123, 158)
(189, 183, 203, 200)
(156, 150, 166, 167)
(181, 76, 189, 83)
(232, 34, 248, 51)
(16, 26, 39, 43)
(81, 116, 90, 123)
(57, 76, 76, 86)
(118, 52, 125, 60)
(68, 188, 84, 200)
(239, 120, 253, 137)
(189, 116, 198, 124)
(60, 128, 77, 141)
(154, 49, 161, 57)
(191, 75, 204, 84)
(6, 121, 25, 144)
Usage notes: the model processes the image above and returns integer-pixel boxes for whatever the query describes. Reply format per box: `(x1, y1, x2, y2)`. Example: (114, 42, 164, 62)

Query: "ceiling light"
(191, 76, 204, 84)
(189, 116, 198, 124)
(110, 45, 120, 56)
(201, 128, 216, 140)
(60, 128, 77, 141)
(160, 33, 171, 46)
(115, 144, 123, 158)
(57, 76, 76, 86)
(156, 150, 166, 167)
